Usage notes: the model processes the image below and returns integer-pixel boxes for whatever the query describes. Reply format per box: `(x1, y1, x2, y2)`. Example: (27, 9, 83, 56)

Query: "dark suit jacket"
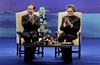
(60, 15, 80, 39)
(21, 14, 40, 39)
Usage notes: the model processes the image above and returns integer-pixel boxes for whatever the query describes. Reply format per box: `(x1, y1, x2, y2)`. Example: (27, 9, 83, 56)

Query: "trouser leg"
(24, 38, 35, 63)
(24, 46, 36, 63)
(61, 39, 72, 63)
(61, 47, 72, 63)
(58, 34, 72, 63)
(31, 37, 38, 58)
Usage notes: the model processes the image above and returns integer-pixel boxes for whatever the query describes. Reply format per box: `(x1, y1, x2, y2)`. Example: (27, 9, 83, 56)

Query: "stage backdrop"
(0, 0, 100, 38)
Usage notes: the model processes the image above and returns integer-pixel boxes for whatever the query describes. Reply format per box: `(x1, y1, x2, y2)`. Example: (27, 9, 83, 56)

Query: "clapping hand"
(64, 17, 73, 27)
(30, 31, 33, 34)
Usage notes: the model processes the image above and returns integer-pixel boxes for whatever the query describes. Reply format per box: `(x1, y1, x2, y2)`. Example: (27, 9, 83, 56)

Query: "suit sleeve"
(71, 18, 80, 33)
(32, 17, 40, 30)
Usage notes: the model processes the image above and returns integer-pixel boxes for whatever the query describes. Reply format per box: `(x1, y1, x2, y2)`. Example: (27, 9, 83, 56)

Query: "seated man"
(58, 4, 81, 63)
(21, 4, 40, 63)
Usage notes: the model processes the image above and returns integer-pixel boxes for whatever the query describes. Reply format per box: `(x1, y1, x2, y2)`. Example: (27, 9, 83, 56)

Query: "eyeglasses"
(68, 11, 74, 12)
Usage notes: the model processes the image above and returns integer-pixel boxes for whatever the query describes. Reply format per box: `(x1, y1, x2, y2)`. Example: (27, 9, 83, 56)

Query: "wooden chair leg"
(58, 47, 60, 56)
(17, 43, 18, 56)
(55, 47, 57, 58)
(79, 47, 81, 59)
(19, 44, 21, 58)
(42, 47, 44, 58)
(79, 32, 81, 59)
(79, 52, 81, 59)
(37, 47, 40, 55)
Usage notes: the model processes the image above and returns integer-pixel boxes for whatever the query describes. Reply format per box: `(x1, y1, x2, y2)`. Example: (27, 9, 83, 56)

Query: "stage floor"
(0, 38, 100, 65)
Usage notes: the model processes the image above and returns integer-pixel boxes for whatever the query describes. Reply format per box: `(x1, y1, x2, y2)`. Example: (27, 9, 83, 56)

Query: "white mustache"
(68, 14, 73, 16)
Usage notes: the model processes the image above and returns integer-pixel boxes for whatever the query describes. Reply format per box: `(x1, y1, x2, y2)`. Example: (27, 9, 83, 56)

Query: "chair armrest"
(16, 31, 24, 44)
(17, 31, 24, 38)
(17, 31, 22, 36)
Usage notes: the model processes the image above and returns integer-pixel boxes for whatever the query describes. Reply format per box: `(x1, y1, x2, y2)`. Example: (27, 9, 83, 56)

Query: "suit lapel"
(34, 15, 38, 22)
(26, 14, 30, 21)
(26, 14, 38, 22)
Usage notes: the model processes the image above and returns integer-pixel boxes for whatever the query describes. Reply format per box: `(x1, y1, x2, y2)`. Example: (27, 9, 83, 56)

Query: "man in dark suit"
(58, 4, 80, 63)
(21, 4, 40, 63)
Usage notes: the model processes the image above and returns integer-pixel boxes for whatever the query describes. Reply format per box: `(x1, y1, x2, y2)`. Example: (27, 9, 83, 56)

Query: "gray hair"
(67, 4, 76, 12)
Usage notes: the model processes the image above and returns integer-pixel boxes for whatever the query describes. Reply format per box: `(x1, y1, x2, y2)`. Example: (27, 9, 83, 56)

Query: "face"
(67, 8, 75, 16)
(27, 5, 34, 15)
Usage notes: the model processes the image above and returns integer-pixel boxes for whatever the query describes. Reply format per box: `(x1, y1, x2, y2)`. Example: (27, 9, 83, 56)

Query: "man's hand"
(30, 31, 33, 34)
(65, 17, 73, 28)
(29, 15, 34, 24)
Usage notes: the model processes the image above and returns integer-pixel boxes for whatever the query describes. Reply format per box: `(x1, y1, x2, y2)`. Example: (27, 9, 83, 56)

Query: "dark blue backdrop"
(0, 0, 100, 13)
(0, 0, 100, 38)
